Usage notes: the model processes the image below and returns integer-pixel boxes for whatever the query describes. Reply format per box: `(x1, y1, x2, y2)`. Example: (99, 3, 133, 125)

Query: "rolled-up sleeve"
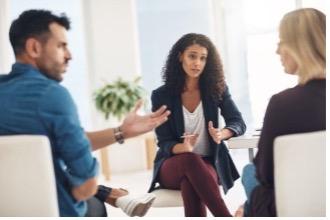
(37, 84, 98, 186)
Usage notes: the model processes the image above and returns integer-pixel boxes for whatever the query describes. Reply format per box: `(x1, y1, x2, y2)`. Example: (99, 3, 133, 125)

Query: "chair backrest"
(274, 131, 325, 217)
(0, 135, 59, 216)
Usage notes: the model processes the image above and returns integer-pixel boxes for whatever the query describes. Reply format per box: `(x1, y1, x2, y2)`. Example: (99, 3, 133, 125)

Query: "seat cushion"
(152, 189, 183, 207)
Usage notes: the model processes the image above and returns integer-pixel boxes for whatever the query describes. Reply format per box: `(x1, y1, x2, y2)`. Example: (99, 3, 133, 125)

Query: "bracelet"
(114, 126, 125, 144)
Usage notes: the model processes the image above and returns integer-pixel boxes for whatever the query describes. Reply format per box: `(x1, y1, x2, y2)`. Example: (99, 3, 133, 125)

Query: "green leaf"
(93, 76, 148, 120)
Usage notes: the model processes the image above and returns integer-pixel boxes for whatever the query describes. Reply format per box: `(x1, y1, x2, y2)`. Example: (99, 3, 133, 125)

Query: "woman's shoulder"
(267, 83, 313, 113)
(266, 87, 297, 112)
(272, 80, 323, 103)
(151, 85, 174, 107)
(273, 86, 298, 99)
(152, 85, 171, 96)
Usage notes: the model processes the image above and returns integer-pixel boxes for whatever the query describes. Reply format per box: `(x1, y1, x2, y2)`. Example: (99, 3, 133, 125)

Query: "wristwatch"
(114, 126, 125, 144)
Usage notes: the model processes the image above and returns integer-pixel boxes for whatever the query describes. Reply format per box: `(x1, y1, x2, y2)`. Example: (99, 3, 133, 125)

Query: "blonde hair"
(279, 8, 326, 84)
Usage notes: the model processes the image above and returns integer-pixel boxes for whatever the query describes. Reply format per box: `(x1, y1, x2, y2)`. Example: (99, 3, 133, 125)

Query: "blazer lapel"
(201, 93, 219, 149)
(172, 94, 184, 137)
(202, 93, 218, 128)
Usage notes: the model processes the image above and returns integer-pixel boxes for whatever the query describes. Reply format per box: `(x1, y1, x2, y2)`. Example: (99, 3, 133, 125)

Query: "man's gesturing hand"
(120, 100, 171, 139)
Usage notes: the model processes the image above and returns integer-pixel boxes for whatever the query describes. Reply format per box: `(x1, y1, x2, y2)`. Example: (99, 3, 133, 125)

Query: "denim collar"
(10, 62, 49, 81)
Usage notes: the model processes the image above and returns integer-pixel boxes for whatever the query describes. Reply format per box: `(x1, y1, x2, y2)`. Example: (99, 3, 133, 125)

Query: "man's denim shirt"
(0, 63, 99, 216)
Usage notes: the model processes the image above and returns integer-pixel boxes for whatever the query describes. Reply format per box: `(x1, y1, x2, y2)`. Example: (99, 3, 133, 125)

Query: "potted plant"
(94, 77, 147, 120)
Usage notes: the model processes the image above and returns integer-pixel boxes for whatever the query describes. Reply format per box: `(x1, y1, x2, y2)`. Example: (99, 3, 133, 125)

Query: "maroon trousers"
(159, 152, 232, 217)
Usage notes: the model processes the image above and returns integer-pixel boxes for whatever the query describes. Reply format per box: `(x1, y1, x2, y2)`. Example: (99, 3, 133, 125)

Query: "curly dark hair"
(162, 33, 226, 101)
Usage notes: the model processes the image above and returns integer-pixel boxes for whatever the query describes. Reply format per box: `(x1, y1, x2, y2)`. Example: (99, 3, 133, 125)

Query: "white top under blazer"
(182, 102, 211, 156)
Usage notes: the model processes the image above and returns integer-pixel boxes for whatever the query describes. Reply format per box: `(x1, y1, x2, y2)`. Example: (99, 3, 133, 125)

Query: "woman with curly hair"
(148, 33, 246, 217)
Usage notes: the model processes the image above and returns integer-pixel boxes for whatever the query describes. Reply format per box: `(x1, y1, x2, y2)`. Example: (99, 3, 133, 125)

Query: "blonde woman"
(237, 8, 326, 217)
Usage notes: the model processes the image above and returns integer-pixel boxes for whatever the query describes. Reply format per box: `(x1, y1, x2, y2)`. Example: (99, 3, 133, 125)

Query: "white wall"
(136, 0, 215, 97)
(0, 0, 12, 73)
(83, 0, 141, 88)
(83, 0, 147, 173)
(210, 0, 254, 131)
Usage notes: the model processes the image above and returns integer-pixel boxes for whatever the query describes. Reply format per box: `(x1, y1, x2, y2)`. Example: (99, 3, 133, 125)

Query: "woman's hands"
(182, 133, 198, 152)
(208, 121, 234, 144)
(172, 133, 198, 154)
(172, 121, 236, 154)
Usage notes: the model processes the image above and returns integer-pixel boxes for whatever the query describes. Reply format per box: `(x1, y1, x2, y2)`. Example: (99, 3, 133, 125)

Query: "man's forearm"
(71, 177, 98, 202)
(86, 128, 117, 151)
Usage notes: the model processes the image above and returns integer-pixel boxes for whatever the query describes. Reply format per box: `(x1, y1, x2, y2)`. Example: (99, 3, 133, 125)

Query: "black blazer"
(148, 85, 246, 193)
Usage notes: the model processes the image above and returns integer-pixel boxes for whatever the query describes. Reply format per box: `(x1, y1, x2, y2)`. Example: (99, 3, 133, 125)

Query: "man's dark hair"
(9, 9, 71, 55)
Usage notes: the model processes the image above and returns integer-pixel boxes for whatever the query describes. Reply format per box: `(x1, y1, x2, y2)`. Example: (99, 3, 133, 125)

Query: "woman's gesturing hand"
(172, 133, 198, 154)
(208, 121, 235, 144)
(208, 121, 223, 144)
(182, 133, 198, 152)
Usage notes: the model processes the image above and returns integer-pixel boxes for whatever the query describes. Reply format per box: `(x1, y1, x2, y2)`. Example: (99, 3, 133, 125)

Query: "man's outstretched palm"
(121, 100, 170, 138)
